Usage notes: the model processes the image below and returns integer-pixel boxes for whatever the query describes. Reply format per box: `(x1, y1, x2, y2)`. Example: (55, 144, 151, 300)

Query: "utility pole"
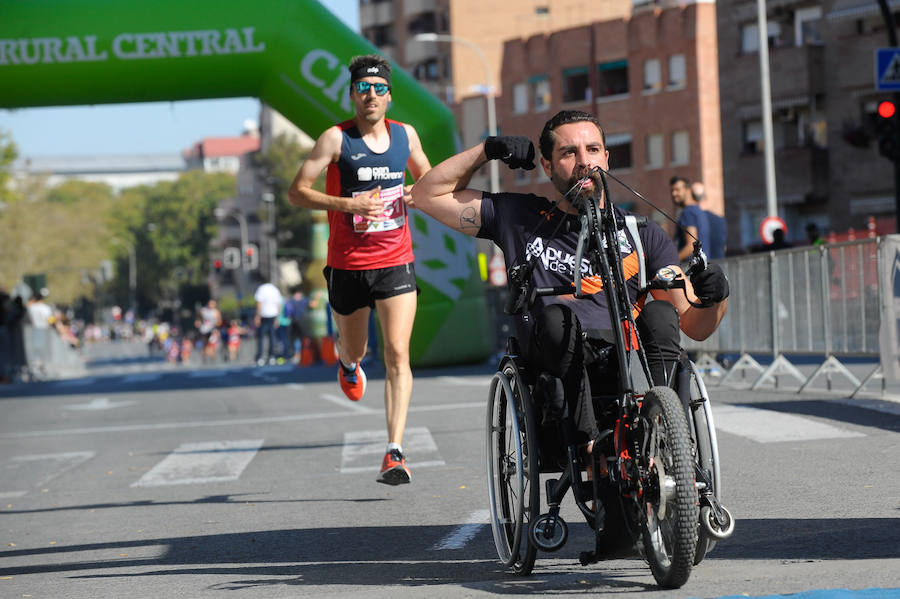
(877, 0, 900, 231)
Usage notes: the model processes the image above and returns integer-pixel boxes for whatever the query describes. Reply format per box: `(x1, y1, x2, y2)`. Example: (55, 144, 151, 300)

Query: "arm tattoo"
(458, 206, 479, 230)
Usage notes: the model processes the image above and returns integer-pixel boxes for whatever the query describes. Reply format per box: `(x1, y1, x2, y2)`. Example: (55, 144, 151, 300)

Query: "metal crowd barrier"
(682, 236, 896, 396)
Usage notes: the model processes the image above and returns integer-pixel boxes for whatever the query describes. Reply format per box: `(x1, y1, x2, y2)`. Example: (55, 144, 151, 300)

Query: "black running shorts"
(324, 262, 418, 315)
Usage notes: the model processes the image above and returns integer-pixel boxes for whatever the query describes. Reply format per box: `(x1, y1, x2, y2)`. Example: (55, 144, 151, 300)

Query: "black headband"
(350, 64, 390, 84)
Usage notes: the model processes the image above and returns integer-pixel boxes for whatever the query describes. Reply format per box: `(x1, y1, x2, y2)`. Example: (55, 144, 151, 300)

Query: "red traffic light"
(245, 247, 254, 256)
(214, 259, 222, 268)
(878, 100, 896, 119)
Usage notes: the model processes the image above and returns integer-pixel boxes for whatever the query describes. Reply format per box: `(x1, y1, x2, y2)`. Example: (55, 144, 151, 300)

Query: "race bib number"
(352, 184, 406, 233)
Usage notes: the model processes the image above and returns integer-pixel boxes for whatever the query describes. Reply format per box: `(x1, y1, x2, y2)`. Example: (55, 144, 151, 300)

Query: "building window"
(413, 58, 440, 81)
(562, 66, 590, 103)
(535, 6, 549, 15)
(407, 12, 437, 35)
(646, 133, 664, 168)
(531, 75, 551, 112)
(742, 120, 763, 153)
(795, 7, 822, 46)
(607, 133, 633, 170)
(512, 82, 528, 114)
(668, 54, 686, 88)
(365, 24, 394, 47)
(643, 58, 661, 92)
(671, 130, 690, 165)
(741, 21, 782, 53)
(597, 60, 628, 98)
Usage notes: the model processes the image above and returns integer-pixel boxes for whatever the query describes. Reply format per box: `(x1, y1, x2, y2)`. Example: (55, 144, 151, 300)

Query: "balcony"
(730, 145, 829, 205)
(403, 0, 436, 17)
(727, 44, 825, 103)
(360, 1, 394, 26)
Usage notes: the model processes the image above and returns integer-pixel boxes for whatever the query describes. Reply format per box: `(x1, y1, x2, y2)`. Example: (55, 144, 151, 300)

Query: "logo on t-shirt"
(357, 166, 404, 182)
(351, 152, 367, 160)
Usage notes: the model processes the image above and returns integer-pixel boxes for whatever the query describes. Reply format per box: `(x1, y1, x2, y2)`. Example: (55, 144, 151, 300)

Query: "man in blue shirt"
(671, 176, 710, 263)
(692, 181, 727, 259)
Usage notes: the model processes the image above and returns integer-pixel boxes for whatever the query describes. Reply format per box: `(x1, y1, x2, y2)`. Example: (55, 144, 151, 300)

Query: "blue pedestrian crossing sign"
(876, 48, 900, 91)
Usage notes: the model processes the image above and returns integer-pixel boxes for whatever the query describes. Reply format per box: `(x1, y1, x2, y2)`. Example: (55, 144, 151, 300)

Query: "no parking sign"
(759, 216, 787, 245)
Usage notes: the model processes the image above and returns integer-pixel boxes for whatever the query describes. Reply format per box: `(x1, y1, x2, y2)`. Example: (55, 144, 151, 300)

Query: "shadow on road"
(0, 361, 499, 399)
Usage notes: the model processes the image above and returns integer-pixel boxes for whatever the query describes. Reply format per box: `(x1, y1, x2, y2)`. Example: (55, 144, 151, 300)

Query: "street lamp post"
(413, 32, 499, 194)
(261, 191, 277, 286)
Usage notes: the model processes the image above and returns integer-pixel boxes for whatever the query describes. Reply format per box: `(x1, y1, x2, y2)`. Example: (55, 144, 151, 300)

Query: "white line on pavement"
(0, 401, 486, 439)
(429, 510, 491, 550)
(131, 439, 263, 487)
(321, 393, 376, 413)
(713, 404, 866, 443)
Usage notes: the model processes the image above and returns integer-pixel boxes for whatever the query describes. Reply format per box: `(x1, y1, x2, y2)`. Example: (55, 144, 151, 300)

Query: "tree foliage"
(252, 133, 324, 260)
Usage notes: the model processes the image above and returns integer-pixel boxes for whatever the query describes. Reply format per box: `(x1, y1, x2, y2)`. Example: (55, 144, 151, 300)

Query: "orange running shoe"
(337, 362, 366, 401)
(376, 448, 411, 485)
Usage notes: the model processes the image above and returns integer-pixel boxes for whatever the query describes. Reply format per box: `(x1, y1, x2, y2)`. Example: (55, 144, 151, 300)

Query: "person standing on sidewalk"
(253, 279, 283, 366)
(288, 54, 431, 485)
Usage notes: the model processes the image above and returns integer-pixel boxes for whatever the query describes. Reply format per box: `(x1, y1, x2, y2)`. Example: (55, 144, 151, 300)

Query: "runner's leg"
(374, 291, 416, 446)
(332, 307, 370, 366)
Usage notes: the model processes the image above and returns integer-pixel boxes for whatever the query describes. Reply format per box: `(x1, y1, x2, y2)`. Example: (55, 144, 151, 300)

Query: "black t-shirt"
(477, 192, 678, 342)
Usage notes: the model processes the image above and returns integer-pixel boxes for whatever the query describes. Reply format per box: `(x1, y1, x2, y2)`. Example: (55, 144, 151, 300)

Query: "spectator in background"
(767, 227, 791, 250)
(26, 289, 53, 374)
(671, 176, 710, 263)
(254, 279, 283, 366)
(285, 288, 311, 365)
(692, 181, 727, 260)
(197, 299, 223, 363)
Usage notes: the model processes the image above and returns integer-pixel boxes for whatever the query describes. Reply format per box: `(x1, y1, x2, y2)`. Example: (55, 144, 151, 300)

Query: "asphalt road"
(1, 342, 899, 599)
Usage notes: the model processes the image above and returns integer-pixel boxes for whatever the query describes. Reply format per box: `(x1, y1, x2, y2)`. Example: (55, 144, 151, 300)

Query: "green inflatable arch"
(0, 0, 493, 366)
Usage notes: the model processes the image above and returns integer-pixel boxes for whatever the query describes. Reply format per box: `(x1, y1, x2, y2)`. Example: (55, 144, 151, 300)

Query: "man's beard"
(551, 165, 600, 205)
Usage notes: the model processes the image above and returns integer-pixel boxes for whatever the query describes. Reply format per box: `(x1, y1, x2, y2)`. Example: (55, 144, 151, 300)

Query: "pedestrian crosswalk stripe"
(429, 509, 490, 550)
(341, 427, 444, 473)
(1, 451, 95, 495)
(713, 405, 865, 443)
(131, 439, 263, 487)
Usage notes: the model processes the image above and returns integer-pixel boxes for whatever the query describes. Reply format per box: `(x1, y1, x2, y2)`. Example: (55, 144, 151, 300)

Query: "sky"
(0, 0, 359, 158)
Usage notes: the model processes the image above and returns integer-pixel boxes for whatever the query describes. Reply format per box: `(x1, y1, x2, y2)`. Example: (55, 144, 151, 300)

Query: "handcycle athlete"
(412, 110, 732, 587)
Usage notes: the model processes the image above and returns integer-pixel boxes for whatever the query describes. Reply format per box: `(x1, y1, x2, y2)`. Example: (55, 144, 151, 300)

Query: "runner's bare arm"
(410, 142, 488, 236)
(288, 126, 384, 220)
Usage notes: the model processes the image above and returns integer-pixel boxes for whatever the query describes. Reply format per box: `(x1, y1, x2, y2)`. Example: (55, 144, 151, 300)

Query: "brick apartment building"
(497, 0, 723, 226)
(718, 0, 898, 247)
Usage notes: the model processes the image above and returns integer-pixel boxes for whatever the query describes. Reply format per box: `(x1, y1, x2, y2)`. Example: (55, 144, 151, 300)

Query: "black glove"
(690, 263, 729, 307)
(484, 136, 535, 170)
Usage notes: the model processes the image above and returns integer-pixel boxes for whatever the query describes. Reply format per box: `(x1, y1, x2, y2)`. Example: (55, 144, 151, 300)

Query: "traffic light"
(876, 100, 900, 162)
(214, 259, 222, 274)
(244, 243, 259, 270)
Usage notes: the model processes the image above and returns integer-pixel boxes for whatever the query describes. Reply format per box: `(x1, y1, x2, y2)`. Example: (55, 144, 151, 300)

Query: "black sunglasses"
(353, 81, 391, 96)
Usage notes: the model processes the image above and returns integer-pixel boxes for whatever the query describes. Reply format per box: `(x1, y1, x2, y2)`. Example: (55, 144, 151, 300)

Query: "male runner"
(288, 54, 431, 485)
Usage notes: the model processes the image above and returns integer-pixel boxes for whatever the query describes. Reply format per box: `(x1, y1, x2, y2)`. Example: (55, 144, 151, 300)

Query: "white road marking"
(132, 439, 263, 487)
(713, 404, 866, 443)
(341, 427, 445, 474)
(321, 393, 375, 413)
(0, 491, 28, 498)
(0, 401, 486, 440)
(437, 376, 495, 386)
(430, 510, 491, 550)
(2, 451, 95, 495)
(287, 383, 306, 391)
(65, 397, 137, 411)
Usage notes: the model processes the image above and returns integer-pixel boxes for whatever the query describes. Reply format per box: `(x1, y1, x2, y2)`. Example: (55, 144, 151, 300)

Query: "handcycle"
(485, 168, 734, 588)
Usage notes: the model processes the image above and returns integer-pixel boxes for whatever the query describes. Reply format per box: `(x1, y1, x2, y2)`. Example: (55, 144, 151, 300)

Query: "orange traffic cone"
(321, 337, 339, 366)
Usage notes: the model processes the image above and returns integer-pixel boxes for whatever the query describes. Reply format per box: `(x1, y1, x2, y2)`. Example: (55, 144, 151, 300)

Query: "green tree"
(252, 133, 324, 262)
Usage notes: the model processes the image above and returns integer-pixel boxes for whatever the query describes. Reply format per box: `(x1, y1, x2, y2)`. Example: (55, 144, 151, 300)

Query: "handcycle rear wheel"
(486, 358, 539, 575)
(637, 386, 699, 589)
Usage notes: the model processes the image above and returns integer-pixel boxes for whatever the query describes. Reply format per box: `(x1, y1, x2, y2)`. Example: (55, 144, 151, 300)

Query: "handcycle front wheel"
(486, 358, 539, 575)
(637, 386, 700, 589)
